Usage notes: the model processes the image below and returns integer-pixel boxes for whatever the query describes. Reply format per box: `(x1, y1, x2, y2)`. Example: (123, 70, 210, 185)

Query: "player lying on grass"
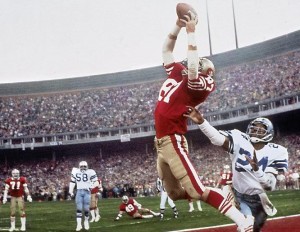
(114, 196, 160, 221)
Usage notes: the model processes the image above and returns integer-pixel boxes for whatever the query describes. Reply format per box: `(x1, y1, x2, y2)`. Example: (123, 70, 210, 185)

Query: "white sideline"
(168, 214, 300, 232)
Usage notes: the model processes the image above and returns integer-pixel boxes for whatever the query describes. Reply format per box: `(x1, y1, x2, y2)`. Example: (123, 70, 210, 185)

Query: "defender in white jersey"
(184, 107, 288, 232)
(69, 161, 99, 231)
(156, 177, 178, 220)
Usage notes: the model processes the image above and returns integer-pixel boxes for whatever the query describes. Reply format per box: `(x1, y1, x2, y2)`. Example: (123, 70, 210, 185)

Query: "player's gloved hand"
(27, 195, 33, 202)
(3, 198, 7, 204)
(69, 192, 74, 198)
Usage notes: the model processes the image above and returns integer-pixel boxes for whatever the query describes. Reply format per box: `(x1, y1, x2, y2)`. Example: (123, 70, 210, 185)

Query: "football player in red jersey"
(216, 165, 236, 209)
(154, 10, 253, 232)
(90, 179, 103, 223)
(3, 169, 32, 232)
(114, 196, 160, 221)
(216, 165, 233, 188)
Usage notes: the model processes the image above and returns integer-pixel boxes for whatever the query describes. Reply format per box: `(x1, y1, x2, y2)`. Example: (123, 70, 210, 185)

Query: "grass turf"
(0, 190, 299, 232)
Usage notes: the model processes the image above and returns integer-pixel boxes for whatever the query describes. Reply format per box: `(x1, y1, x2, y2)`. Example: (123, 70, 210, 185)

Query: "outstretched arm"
(162, 19, 184, 66)
(181, 11, 199, 80)
(183, 106, 230, 150)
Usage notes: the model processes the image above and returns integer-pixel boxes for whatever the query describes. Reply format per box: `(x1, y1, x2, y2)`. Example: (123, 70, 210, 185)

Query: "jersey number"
(10, 181, 21, 190)
(235, 147, 268, 172)
(76, 173, 88, 182)
(125, 204, 135, 213)
(158, 79, 181, 103)
(222, 173, 231, 180)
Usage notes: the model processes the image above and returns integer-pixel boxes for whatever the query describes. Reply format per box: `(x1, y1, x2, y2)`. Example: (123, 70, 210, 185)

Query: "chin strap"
(250, 137, 266, 143)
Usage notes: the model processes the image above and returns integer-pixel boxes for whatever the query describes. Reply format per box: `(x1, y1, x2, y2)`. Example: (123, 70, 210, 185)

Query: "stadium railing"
(0, 92, 299, 150)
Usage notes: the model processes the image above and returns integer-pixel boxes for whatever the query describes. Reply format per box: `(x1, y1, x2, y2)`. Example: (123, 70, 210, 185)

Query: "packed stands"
(0, 50, 299, 138)
(0, 133, 299, 200)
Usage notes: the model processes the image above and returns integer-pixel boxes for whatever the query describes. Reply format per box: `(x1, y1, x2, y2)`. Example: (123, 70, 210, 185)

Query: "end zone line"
(168, 214, 300, 232)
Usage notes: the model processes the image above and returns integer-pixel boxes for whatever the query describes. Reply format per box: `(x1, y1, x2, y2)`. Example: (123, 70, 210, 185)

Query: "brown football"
(176, 3, 197, 21)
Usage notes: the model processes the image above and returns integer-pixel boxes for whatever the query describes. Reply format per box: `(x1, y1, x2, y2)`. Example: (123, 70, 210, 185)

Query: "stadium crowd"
(0, 47, 300, 201)
(0, 50, 299, 138)
(0, 134, 299, 201)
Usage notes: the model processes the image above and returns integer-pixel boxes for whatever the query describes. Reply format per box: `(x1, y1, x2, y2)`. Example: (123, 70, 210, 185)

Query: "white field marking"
(0, 229, 20, 231)
(95, 217, 170, 228)
(168, 214, 300, 232)
(0, 217, 47, 222)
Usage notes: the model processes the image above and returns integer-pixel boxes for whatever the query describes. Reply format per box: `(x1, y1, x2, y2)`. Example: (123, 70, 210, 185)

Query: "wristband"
(170, 25, 181, 37)
(168, 34, 177, 40)
(187, 33, 197, 47)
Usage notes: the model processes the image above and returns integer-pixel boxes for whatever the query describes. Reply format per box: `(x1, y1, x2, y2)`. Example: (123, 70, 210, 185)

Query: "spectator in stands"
(0, 51, 299, 138)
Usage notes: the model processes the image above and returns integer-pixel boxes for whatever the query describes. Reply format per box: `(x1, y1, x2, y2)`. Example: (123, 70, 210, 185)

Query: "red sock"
(205, 189, 232, 214)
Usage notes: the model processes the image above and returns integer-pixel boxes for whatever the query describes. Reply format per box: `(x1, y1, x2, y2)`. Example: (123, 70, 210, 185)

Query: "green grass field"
(0, 190, 299, 232)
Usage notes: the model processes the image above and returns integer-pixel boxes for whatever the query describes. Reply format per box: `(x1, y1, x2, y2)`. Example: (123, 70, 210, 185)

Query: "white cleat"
(84, 220, 89, 230)
(89, 217, 95, 223)
(95, 215, 101, 222)
(238, 215, 254, 232)
(76, 224, 82, 231)
(9, 227, 15, 232)
(198, 208, 203, 211)
(188, 208, 194, 212)
(20, 226, 26, 231)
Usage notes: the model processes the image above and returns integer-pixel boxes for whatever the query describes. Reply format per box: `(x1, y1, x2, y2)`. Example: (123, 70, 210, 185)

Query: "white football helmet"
(79, 161, 88, 172)
(181, 57, 215, 77)
(246, 117, 274, 143)
(12, 169, 20, 179)
(223, 165, 230, 173)
(122, 195, 129, 204)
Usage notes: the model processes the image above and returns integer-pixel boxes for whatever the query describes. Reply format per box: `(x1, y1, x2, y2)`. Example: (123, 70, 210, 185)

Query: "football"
(176, 3, 197, 21)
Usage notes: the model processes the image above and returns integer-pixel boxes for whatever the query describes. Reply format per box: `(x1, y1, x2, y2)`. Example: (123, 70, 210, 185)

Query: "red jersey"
(5, 176, 27, 197)
(219, 171, 233, 186)
(91, 179, 102, 194)
(119, 198, 138, 217)
(155, 62, 215, 138)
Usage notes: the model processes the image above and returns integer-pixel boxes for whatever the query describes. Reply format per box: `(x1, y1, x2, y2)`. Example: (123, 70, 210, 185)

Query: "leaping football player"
(154, 7, 254, 232)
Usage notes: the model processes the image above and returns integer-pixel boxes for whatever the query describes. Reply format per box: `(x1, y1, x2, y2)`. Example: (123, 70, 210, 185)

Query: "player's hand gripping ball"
(176, 3, 198, 24)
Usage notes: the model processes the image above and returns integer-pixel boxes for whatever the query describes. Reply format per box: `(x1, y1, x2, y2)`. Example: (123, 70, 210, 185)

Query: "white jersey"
(156, 178, 166, 192)
(71, 167, 98, 190)
(222, 129, 288, 195)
